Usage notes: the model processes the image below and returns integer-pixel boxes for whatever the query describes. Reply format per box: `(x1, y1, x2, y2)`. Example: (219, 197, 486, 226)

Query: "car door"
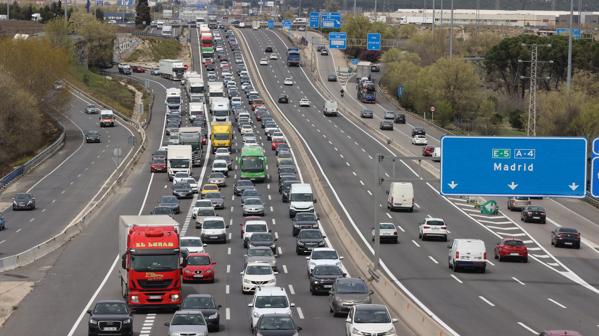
(345, 307, 354, 335)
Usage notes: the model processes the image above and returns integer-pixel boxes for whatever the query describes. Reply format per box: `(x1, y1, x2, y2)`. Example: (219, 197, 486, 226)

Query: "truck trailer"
(178, 127, 203, 167)
(287, 48, 300, 67)
(159, 59, 185, 81)
(167, 145, 192, 180)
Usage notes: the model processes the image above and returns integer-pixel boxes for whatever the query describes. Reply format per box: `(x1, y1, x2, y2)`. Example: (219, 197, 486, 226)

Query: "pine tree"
(135, 0, 151, 27)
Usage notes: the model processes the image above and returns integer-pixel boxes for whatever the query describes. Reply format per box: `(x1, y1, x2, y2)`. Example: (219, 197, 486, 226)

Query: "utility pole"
(432, 0, 435, 33)
(65, 0, 68, 23)
(449, 0, 454, 59)
(475, 0, 480, 36)
(520, 43, 552, 137)
(374, 0, 377, 19)
(440, 0, 443, 26)
(353, 0, 356, 16)
(567, 0, 573, 88)
(373, 153, 384, 271)
(578, 0, 582, 32)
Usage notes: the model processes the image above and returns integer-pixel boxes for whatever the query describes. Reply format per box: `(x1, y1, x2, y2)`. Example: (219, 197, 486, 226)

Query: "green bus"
(201, 47, 214, 58)
(239, 146, 267, 182)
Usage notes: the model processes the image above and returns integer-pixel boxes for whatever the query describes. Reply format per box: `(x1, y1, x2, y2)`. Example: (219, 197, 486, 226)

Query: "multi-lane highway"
(235, 27, 599, 335)
(0, 92, 136, 257)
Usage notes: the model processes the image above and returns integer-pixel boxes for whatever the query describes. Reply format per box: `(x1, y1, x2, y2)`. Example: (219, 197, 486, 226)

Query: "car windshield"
(197, 209, 215, 216)
(245, 199, 262, 205)
(258, 316, 295, 330)
(251, 233, 272, 242)
(246, 265, 272, 275)
(205, 193, 222, 199)
(336, 281, 369, 294)
(160, 196, 177, 204)
(213, 162, 227, 168)
(181, 239, 203, 247)
(237, 180, 253, 187)
(503, 240, 524, 247)
(182, 296, 216, 309)
(559, 228, 578, 233)
(354, 308, 391, 323)
(380, 223, 395, 230)
(514, 197, 529, 200)
(152, 158, 165, 164)
(171, 313, 206, 325)
(174, 183, 190, 189)
(209, 173, 224, 179)
(15, 194, 31, 201)
(290, 193, 312, 202)
(94, 303, 128, 314)
(203, 220, 224, 229)
(87, 130, 99, 135)
(213, 134, 229, 140)
(152, 207, 172, 214)
(312, 250, 338, 260)
(246, 224, 267, 232)
(255, 296, 288, 308)
(299, 230, 322, 239)
(169, 159, 189, 168)
(187, 255, 211, 265)
(426, 220, 445, 226)
(296, 213, 316, 222)
(528, 206, 544, 211)
(314, 265, 342, 275)
(203, 185, 218, 191)
(248, 248, 273, 257)
(243, 190, 259, 197)
(131, 253, 178, 271)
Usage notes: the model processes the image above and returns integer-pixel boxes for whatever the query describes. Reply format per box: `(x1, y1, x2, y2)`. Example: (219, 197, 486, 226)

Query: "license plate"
(194, 274, 203, 278)
(104, 327, 117, 331)
(533, 216, 540, 219)
(149, 295, 162, 300)
(565, 242, 573, 245)
(324, 285, 332, 288)
(211, 236, 218, 239)
(462, 256, 470, 260)
(510, 253, 520, 256)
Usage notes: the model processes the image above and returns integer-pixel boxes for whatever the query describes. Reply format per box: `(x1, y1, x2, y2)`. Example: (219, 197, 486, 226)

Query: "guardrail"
(0, 83, 147, 272)
(0, 111, 66, 191)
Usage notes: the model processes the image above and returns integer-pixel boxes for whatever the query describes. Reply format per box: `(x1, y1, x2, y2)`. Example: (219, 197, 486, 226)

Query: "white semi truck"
(167, 145, 192, 180)
(185, 72, 205, 102)
(159, 59, 185, 81)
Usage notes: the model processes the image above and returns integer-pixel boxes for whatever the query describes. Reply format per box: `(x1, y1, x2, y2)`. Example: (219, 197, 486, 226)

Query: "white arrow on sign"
(447, 181, 458, 189)
(508, 182, 518, 190)
(569, 182, 579, 191)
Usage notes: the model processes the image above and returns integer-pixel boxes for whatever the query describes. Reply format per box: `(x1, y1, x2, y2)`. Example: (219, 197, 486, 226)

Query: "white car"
(180, 236, 207, 253)
(249, 287, 294, 329)
(192, 199, 213, 218)
(240, 124, 254, 135)
(269, 53, 279, 60)
(215, 148, 230, 155)
(200, 216, 228, 243)
(306, 248, 343, 274)
(259, 58, 269, 66)
(370, 223, 398, 244)
(243, 136, 259, 146)
(212, 159, 229, 176)
(194, 207, 216, 228)
(241, 262, 278, 293)
(173, 172, 191, 185)
(243, 220, 269, 247)
(418, 217, 448, 241)
(215, 152, 232, 170)
(411, 134, 428, 145)
(231, 96, 242, 107)
(345, 304, 398, 336)
(299, 98, 311, 107)
(182, 177, 198, 192)
(283, 78, 294, 86)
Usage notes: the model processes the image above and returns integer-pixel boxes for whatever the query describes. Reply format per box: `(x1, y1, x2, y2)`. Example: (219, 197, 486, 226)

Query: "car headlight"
(318, 241, 325, 246)
(382, 326, 396, 335)
(309, 262, 316, 268)
(208, 313, 218, 319)
(253, 311, 260, 318)
(130, 295, 139, 303)
(123, 318, 132, 324)
(243, 278, 252, 284)
(297, 241, 305, 246)
(312, 280, 319, 284)
(270, 244, 275, 248)
(89, 318, 98, 324)
(170, 294, 179, 301)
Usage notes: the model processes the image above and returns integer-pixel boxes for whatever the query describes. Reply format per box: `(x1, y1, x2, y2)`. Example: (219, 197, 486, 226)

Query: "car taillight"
(575, 233, 581, 238)
(527, 211, 532, 215)
(483, 252, 487, 260)
(423, 225, 430, 229)
(441, 226, 447, 229)
(540, 212, 545, 215)
(455, 251, 459, 259)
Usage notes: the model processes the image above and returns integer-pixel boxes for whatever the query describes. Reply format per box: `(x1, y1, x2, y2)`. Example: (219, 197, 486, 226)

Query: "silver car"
(208, 172, 226, 187)
(242, 197, 265, 216)
(244, 246, 277, 271)
(195, 207, 217, 228)
(166, 310, 208, 336)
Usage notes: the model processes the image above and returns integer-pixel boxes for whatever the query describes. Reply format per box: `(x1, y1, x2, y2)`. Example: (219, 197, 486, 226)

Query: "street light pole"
(449, 0, 454, 59)
(353, 0, 356, 16)
(432, 0, 435, 33)
(373, 153, 383, 271)
(566, 0, 574, 88)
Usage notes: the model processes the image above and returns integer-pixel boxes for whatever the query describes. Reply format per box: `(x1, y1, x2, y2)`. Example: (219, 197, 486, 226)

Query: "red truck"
(118, 215, 185, 310)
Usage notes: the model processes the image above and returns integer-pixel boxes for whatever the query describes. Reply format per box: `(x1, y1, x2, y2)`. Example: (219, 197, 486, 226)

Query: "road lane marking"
(282, 264, 288, 273)
(397, 225, 405, 232)
(16, 228, 22, 233)
(352, 171, 357, 176)
(547, 298, 567, 309)
(272, 218, 276, 225)
(296, 307, 304, 319)
(512, 277, 526, 286)
(345, 162, 350, 166)
(367, 190, 372, 196)
(227, 264, 231, 273)
(517, 322, 538, 334)
(226, 308, 231, 320)
(411, 240, 420, 247)
(359, 180, 365, 186)
(226, 285, 230, 294)
(479, 296, 495, 307)
(428, 256, 439, 264)
(227, 247, 231, 255)
(288, 284, 295, 295)
(450, 274, 463, 284)
(277, 247, 283, 255)
(386, 213, 392, 219)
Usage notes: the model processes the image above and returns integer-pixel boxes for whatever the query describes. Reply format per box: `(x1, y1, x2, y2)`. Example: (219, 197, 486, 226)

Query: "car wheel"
(443, 235, 448, 242)
(575, 243, 581, 249)
(498, 254, 503, 262)
(522, 257, 528, 263)
(453, 262, 459, 272)
(494, 253, 498, 260)
(480, 265, 486, 273)
(296, 248, 301, 255)
(540, 219, 546, 224)
(418, 232, 422, 239)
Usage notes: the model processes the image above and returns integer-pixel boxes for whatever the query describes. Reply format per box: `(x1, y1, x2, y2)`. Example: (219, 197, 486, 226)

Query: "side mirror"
(345, 317, 351, 323)
(369, 290, 374, 295)
(274, 254, 279, 258)
(240, 271, 244, 275)
(447, 243, 452, 249)
(322, 235, 326, 239)
(218, 304, 222, 309)
(274, 271, 279, 275)
(164, 322, 170, 326)
(313, 198, 317, 203)
(343, 273, 347, 277)
(244, 254, 248, 257)
(297, 326, 303, 331)
(212, 262, 217, 265)
(86, 309, 92, 315)
(226, 225, 230, 228)
(121, 254, 127, 269)
(248, 303, 253, 307)
(274, 238, 278, 241)
(339, 256, 344, 260)
(290, 303, 296, 307)
(305, 256, 310, 260)
(392, 318, 398, 323)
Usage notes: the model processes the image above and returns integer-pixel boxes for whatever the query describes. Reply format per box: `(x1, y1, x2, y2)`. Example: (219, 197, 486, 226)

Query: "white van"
(448, 239, 487, 273)
(289, 183, 316, 218)
(432, 147, 441, 162)
(387, 182, 414, 212)
(323, 100, 338, 116)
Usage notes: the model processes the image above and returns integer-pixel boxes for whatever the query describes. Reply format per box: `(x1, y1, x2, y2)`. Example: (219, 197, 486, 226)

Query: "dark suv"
(87, 300, 133, 336)
(296, 229, 326, 254)
(248, 232, 277, 253)
(411, 127, 426, 137)
(328, 277, 372, 316)
(551, 227, 581, 249)
(309, 265, 345, 295)
(12, 193, 35, 210)
(291, 212, 318, 236)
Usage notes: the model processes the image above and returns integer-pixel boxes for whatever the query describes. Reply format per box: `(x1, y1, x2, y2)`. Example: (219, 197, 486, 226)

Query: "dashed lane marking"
(517, 322, 538, 335)
(512, 277, 526, 286)
(288, 284, 295, 295)
(296, 307, 304, 319)
(428, 256, 439, 264)
(479, 296, 495, 307)
(411, 240, 421, 247)
(450, 274, 463, 284)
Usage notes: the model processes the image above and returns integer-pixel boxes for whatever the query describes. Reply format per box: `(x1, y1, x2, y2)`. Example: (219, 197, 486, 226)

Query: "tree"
(69, 12, 116, 68)
(135, 0, 151, 27)
(95, 8, 104, 21)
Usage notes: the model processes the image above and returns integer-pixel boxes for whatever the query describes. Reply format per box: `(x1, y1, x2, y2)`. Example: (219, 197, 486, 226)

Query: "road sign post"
(592, 158, 599, 198)
(396, 85, 404, 97)
(309, 12, 319, 29)
(328, 32, 347, 50)
(367, 33, 381, 51)
(440, 136, 587, 197)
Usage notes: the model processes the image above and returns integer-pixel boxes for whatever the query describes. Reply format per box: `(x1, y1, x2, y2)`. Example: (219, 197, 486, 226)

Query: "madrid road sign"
(309, 12, 319, 29)
(321, 12, 342, 29)
(592, 158, 599, 198)
(440, 136, 587, 198)
(282, 20, 292, 30)
(267, 20, 274, 29)
(329, 32, 347, 50)
(593, 138, 599, 157)
(367, 33, 381, 51)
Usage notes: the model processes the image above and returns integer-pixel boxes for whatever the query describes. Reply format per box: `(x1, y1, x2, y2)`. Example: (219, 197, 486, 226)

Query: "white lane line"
(517, 322, 538, 334)
(411, 240, 421, 247)
(487, 226, 520, 231)
(226, 285, 230, 294)
(296, 307, 304, 319)
(334, 147, 338, 151)
(226, 264, 231, 273)
(282, 264, 288, 273)
(228, 232, 232, 240)
(277, 247, 283, 255)
(339, 154, 344, 159)
(272, 218, 276, 225)
(428, 256, 439, 264)
(226, 307, 231, 320)
(288, 284, 295, 295)
(414, 202, 421, 209)
(274, 232, 279, 240)
(270, 206, 274, 212)
(267, 183, 271, 190)
(386, 213, 392, 219)
(359, 180, 365, 186)
(230, 206, 234, 212)
(397, 225, 405, 232)
(479, 296, 495, 307)
(61, 190, 65, 194)
(512, 277, 526, 286)
(345, 162, 350, 166)
(547, 298, 567, 309)
(487, 260, 496, 266)
(51, 199, 56, 203)
(29, 218, 35, 222)
(69, 181, 74, 185)
(231, 195, 235, 201)
(367, 190, 372, 196)
(15, 228, 22, 233)
(0, 240, 5, 245)
(450, 274, 463, 284)
(41, 208, 46, 213)
(227, 247, 231, 255)
(268, 194, 272, 200)
(384, 172, 390, 177)
(352, 171, 357, 176)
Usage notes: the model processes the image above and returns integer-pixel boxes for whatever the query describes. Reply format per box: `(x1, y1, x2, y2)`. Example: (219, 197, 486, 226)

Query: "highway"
(300, 29, 599, 294)
(0, 92, 136, 258)
(235, 27, 599, 335)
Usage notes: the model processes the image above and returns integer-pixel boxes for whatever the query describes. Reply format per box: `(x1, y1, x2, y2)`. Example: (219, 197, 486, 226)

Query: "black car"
(411, 127, 426, 136)
(327, 74, 337, 82)
(264, 46, 273, 52)
(370, 64, 380, 72)
(280, 178, 300, 202)
(292, 212, 318, 236)
(87, 300, 133, 336)
(181, 294, 222, 332)
(158, 195, 180, 214)
(248, 232, 277, 253)
(309, 265, 345, 295)
(85, 104, 101, 114)
(173, 182, 194, 199)
(253, 313, 301, 336)
(328, 277, 372, 316)
(275, 143, 290, 156)
(278, 94, 289, 104)
(235, 179, 255, 195)
(521, 206, 546, 223)
(360, 109, 373, 118)
(278, 165, 297, 179)
(379, 120, 394, 130)
(395, 113, 406, 124)
(85, 130, 102, 143)
(551, 227, 580, 249)
(150, 206, 176, 216)
(12, 193, 35, 210)
(296, 229, 326, 254)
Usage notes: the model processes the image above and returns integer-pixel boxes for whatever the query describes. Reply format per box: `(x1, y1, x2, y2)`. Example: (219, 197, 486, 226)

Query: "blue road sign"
(592, 158, 599, 197)
(351, 58, 359, 65)
(396, 85, 404, 97)
(593, 138, 599, 157)
(309, 12, 319, 29)
(367, 33, 381, 51)
(329, 32, 347, 50)
(267, 20, 274, 29)
(440, 136, 587, 197)
(321, 12, 342, 29)
(282, 20, 292, 30)
(556, 28, 582, 39)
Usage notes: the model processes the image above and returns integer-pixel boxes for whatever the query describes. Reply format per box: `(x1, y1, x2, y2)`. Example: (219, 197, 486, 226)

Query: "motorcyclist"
(340, 88, 345, 97)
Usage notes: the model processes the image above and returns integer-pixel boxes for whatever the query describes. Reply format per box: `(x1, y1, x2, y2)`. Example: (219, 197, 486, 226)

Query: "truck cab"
(323, 100, 338, 117)
(99, 109, 115, 127)
(211, 122, 233, 153)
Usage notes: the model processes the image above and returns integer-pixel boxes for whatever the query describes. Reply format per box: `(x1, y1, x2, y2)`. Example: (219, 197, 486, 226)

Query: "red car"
(494, 238, 528, 262)
(240, 216, 262, 238)
(131, 65, 145, 73)
(251, 99, 265, 111)
(183, 253, 216, 282)
(150, 158, 167, 173)
(422, 145, 435, 157)
(271, 137, 287, 150)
